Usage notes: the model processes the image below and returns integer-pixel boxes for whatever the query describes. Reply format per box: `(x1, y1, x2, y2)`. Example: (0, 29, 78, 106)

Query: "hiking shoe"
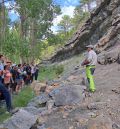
(90, 89, 96, 93)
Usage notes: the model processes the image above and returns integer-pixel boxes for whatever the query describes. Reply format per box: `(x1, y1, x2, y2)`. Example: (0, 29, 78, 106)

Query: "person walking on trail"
(34, 65, 39, 81)
(31, 63, 35, 83)
(81, 45, 97, 92)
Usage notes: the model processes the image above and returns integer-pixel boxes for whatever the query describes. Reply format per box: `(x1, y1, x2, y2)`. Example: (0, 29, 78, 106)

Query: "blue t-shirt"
(0, 63, 4, 71)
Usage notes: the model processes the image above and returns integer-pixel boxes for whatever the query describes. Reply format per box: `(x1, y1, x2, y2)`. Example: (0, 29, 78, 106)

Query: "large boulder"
(31, 82, 47, 96)
(97, 46, 120, 64)
(27, 93, 49, 108)
(3, 109, 37, 129)
(49, 85, 85, 106)
(23, 106, 46, 115)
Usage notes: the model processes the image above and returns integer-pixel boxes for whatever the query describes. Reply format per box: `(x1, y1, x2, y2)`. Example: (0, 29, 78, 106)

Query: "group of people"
(0, 45, 97, 114)
(0, 54, 39, 113)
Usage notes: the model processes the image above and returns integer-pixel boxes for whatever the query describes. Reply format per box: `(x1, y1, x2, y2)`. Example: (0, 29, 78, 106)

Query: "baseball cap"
(86, 45, 94, 49)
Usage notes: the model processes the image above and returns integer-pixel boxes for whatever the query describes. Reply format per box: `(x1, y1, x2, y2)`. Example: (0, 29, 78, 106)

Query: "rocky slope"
(0, 0, 120, 129)
(1, 60, 120, 129)
(50, 0, 120, 62)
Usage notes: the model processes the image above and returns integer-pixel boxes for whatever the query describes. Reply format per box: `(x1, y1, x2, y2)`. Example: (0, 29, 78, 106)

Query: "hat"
(86, 45, 94, 49)
(12, 64, 16, 67)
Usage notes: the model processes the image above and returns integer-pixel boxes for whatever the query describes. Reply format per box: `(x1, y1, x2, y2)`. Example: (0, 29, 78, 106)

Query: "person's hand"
(81, 62, 84, 66)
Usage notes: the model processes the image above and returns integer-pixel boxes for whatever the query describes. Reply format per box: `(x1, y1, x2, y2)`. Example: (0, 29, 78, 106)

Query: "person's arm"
(0, 65, 3, 76)
(18, 69, 22, 74)
(81, 52, 92, 66)
(0, 70, 3, 76)
(81, 59, 90, 66)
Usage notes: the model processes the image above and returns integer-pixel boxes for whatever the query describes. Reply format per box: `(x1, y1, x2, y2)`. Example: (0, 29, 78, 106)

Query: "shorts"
(10, 82, 17, 91)
(16, 79, 22, 85)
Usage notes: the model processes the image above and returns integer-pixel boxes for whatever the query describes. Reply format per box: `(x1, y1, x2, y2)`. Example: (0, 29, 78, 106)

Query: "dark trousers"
(35, 73, 38, 80)
(0, 76, 2, 83)
(0, 82, 12, 112)
(31, 73, 34, 83)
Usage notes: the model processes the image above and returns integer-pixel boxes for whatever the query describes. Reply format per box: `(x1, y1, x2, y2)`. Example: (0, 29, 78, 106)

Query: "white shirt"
(31, 66, 35, 74)
(87, 50, 97, 66)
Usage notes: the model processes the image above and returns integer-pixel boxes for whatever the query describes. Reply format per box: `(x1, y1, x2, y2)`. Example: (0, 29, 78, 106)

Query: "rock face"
(97, 46, 120, 64)
(50, 0, 120, 62)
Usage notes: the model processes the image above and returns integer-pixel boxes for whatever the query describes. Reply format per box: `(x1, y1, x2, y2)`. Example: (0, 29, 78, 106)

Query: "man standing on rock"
(81, 45, 97, 92)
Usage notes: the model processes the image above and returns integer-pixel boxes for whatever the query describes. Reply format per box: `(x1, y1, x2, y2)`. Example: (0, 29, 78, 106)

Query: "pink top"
(4, 70, 12, 84)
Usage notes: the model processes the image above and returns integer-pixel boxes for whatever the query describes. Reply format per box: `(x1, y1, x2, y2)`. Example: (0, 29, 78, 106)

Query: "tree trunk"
(30, 18, 36, 62)
(0, 0, 6, 53)
(87, 0, 91, 12)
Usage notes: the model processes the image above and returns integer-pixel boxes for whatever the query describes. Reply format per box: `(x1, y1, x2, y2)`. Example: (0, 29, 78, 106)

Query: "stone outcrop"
(50, 0, 120, 62)
(97, 45, 120, 64)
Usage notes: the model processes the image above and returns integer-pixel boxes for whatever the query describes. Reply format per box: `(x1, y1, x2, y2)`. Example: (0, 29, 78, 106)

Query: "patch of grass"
(38, 65, 64, 82)
(0, 112, 11, 123)
(13, 86, 35, 107)
(54, 65, 64, 75)
(0, 86, 35, 123)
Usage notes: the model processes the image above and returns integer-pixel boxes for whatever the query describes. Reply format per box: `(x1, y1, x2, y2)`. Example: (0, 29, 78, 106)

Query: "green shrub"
(39, 65, 64, 82)
(13, 87, 35, 107)
(54, 65, 64, 75)
(0, 86, 34, 123)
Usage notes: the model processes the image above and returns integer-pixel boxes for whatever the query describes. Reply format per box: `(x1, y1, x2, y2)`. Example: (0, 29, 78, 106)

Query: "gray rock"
(23, 106, 46, 115)
(97, 52, 106, 65)
(0, 124, 4, 128)
(87, 102, 107, 110)
(49, 85, 84, 106)
(49, 0, 120, 63)
(98, 47, 120, 65)
(37, 124, 46, 129)
(86, 115, 113, 129)
(47, 99, 55, 110)
(28, 93, 49, 107)
(112, 123, 120, 129)
(3, 109, 37, 129)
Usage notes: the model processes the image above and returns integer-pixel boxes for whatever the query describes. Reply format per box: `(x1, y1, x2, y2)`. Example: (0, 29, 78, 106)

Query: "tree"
(14, 0, 61, 62)
(0, 0, 61, 63)
(72, 6, 89, 29)
(58, 15, 73, 36)
(80, 0, 95, 12)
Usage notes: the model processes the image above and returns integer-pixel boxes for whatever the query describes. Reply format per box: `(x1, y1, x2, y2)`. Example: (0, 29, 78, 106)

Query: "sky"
(4, 0, 80, 32)
(53, 0, 80, 7)
(4, 0, 19, 22)
(52, 0, 80, 32)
